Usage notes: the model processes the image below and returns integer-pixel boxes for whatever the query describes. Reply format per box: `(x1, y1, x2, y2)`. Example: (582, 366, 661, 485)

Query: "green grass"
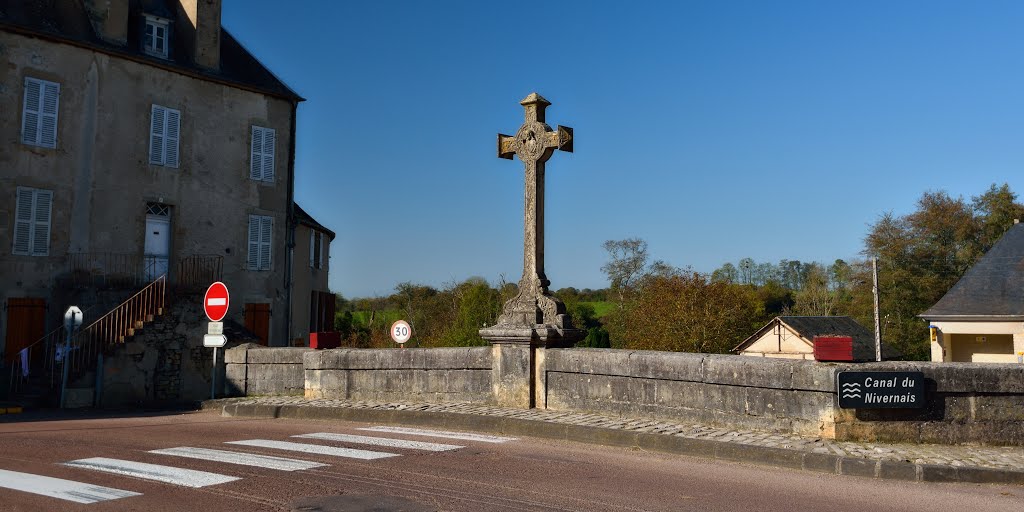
(581, 301, 615, 319)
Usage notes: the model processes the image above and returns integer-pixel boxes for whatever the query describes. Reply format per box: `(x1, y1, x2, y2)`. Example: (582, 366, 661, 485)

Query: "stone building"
(291, 203, 335, 346)
(922, 222, 1024, 363)
(1, 0, 306, 367)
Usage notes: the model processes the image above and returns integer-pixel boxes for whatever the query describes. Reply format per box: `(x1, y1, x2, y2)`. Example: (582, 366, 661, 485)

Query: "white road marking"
(357, 426, 517, 443)
(149, 446, 328, 471)
(225, 439, 399, 460)
(62, 458, 239, 488)
(293, 432, 463, 452)
(207, 298, 227, 306)
(0, 468, 141, 504)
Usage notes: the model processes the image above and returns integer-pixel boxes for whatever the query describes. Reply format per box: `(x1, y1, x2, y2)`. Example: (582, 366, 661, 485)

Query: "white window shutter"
(259, 216, 273, 270)
(250, 126, 263, 180)
(32, 190, 52, 256)
(165, 108, 180, 168)
(21, 78, 41, 145)
(318, 233, 324, 269)
(309, 230, 315, 268)
(150, 105, 165, 165)
(262, 128, 275, 182)
(247, 215, 260, 270)
(13, 188, 34, 255)
(40, 81, 60, 148)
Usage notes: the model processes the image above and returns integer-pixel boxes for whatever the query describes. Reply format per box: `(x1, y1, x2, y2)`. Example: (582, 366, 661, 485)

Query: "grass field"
(581, 301, 615, 319)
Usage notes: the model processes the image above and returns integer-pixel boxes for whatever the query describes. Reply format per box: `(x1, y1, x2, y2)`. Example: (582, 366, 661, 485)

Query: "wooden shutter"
(259, 216, 273, 270)
(150, 105, 165, 165)
(21, 78, 41, 145)
(247, 215, 260, 270)
(13, 188, 33, 255)
(32, 190, 52, 256)
(262, 128, 275, 182)
(165, 108, 180, 168)
(250, 126, 263, 180)
(40, 81, 59, 148)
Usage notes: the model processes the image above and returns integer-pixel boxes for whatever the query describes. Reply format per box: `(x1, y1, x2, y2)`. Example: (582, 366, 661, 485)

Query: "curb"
(215, 402, 1024, 486)
(0, 406, 24, 415)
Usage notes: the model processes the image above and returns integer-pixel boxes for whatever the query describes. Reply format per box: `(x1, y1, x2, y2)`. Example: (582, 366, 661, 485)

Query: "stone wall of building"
(93, 296, 216, 406)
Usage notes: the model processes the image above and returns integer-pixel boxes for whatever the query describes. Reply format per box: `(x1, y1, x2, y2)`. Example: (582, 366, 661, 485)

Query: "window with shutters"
(12, 187, 53, 257)
(247, 215, 273, 271)
(250, 125, 276, 182)
(143, 16, 170, 59)
(309, 231, 324, 269)
(149, 104, 180, 168)
(21, 77, 60, 148)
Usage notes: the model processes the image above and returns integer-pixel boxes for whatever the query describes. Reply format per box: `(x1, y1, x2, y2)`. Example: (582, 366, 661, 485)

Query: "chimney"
(83, 0, 130, 45)
(177, 0, 221, 71)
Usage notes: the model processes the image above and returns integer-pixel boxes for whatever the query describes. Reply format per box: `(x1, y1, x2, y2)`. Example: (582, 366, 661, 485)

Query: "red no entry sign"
(204, 281, 230, 322)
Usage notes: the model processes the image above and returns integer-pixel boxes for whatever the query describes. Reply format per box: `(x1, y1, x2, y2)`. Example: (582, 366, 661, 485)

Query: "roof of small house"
(295, 203, 336, 241)
(922, 223, 1024, 321)
(734, 316, 902, 361)
(0, 0, 302, 101)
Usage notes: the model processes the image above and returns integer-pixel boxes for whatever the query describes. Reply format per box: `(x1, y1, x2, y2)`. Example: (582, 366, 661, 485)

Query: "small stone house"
(291, 203, 335, 346)
(734, 316, 899, 361)
(921, 222, 1024, 363)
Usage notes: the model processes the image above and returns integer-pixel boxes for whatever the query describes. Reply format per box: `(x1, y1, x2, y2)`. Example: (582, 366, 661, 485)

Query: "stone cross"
(480, 93, 583, 345)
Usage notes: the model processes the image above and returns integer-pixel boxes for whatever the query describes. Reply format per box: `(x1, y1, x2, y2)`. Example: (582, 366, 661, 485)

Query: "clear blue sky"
(222, 1, 1024, 299)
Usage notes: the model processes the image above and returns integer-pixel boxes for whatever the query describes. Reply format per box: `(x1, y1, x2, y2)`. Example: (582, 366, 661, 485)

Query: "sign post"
(391, 320, 412, 347)
(203, 282, 229, 399)
(60, 306, 83, 409)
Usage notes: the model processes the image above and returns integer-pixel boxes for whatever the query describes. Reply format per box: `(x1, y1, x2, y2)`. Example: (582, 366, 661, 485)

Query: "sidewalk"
(206, 396, 1024, 485)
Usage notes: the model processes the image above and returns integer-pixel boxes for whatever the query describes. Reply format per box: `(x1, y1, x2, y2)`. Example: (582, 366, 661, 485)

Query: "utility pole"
(872, 257, 882, 362)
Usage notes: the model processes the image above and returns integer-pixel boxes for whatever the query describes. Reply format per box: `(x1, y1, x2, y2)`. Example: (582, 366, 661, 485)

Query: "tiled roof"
(922, 223, 1024, 320)
(295, 203, 335, 240)
(0, 0, 302, 101)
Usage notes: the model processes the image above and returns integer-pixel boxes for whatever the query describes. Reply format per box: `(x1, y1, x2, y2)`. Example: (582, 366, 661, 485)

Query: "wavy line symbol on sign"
(841, 382, 862, 398)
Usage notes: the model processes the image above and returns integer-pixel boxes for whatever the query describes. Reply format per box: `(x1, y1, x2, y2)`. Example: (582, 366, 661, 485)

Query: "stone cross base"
(478, 324, 585, 348)
(481, 327, 584, 409)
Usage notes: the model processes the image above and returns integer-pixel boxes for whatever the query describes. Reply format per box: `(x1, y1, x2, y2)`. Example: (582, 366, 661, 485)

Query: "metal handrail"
(65, 275, 167, 378)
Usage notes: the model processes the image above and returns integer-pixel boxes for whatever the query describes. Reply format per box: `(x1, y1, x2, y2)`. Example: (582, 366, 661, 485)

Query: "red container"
(309, 331, 341, 350)
(813, 336, 853, 362)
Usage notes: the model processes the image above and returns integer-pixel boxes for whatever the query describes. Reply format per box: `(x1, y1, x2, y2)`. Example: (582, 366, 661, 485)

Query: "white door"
(144, 215, 170, 281)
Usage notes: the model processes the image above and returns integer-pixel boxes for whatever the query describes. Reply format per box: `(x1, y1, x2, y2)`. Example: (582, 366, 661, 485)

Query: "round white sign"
(390, 320, 412, 344)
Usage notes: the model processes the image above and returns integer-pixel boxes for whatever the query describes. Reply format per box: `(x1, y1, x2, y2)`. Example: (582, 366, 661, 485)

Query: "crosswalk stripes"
(357, 426, 518, 443)
(225, 439, 401, 460)
(62, 457, 240, 488)
(293, 432, 464, 451)
(149, 446, 329, 471)
(0, 468, 141, 504)
(1, 427, 516, 505)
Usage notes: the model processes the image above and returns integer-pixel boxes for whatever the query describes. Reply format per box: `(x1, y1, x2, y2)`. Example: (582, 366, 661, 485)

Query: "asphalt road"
(0, 409, 1021, 511)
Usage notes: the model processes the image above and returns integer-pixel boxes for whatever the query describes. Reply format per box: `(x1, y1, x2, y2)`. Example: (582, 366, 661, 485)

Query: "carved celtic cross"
(484, 93, 579, 340)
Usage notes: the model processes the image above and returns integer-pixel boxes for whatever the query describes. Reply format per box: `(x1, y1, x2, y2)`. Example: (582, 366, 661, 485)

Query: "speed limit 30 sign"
(391, 320, 412, 344)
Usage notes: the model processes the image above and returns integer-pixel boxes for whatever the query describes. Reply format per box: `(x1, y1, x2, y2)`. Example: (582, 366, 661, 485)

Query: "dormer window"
(143, 15, 170, 59)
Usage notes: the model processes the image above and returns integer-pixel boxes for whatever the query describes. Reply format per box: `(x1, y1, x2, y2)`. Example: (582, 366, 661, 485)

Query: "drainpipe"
(284, 100, 298, 347)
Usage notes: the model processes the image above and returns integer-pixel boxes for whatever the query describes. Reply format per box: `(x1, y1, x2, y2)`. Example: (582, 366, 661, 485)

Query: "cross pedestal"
(480, 93, 584, 407)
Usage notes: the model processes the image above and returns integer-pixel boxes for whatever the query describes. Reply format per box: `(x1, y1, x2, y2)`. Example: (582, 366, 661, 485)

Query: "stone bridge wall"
(224, 345, 1024, 446)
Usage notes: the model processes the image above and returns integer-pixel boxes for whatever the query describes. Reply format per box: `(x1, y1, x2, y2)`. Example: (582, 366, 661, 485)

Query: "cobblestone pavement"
(221, 396, 1024, 472)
